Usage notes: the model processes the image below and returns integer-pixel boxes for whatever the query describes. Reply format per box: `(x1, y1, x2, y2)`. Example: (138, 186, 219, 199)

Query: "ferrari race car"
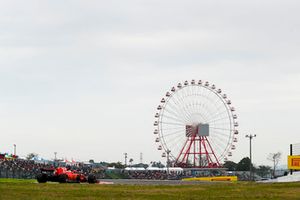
(36, 167, 97, 184)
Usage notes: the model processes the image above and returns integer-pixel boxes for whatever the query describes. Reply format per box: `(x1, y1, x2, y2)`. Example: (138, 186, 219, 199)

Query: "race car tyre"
(76, 175, 81, 183)
(88, 174, 97, 184)
(37, 173, 47, 183)
(58, 174, 67, 183)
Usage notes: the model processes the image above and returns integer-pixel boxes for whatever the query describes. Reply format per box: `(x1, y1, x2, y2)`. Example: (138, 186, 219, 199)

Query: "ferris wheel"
(153, 80, 239, 168)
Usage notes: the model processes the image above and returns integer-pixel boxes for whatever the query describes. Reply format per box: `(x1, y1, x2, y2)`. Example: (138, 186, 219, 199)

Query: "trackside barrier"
(182, 176, 238, 182)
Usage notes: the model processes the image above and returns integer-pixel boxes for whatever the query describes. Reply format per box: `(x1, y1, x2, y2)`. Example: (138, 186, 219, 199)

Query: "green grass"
(0, 178, 36, 183)
(0, 179, 300, 200)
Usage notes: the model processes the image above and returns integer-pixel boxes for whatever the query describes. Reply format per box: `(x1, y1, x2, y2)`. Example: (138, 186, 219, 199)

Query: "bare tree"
(267, 152, 281, 178)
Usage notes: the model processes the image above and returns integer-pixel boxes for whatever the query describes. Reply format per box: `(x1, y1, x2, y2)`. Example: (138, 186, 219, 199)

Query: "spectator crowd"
(123, 170, 184, 180)
(0, 157, 185, 180)
(0, 159, 52, 179)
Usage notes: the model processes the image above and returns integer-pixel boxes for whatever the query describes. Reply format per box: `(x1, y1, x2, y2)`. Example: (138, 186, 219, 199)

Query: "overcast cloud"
(0, 0, 300, 166)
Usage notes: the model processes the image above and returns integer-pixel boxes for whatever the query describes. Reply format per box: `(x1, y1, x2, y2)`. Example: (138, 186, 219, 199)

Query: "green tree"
(26, 153, 38, 160)
(89, 159, 95, 164)
(236, 157, 253, 171)
(223, 161, 237, 171)
(255, 165, 272, 178)
(129, 158, 133, 166)
(108, 162, 125, 169)
(132, 163, 149, 168)
(150, 161, 165, 168)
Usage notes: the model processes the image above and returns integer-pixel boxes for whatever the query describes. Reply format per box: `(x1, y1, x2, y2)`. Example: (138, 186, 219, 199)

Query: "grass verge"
(0, 179, 300, 200)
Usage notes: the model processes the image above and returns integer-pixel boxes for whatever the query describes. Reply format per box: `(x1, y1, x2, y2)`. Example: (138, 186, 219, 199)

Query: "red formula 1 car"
(36, 167, 97, 184)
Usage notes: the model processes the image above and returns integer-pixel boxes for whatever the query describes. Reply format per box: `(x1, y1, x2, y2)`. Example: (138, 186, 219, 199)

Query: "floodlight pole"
(166, 149, 171, 179)
(246, 134, 256, 181)
(13, 144, 16, 156)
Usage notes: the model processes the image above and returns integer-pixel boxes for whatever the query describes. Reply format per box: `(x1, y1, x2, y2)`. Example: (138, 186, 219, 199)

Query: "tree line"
(224, 152, 282, 178)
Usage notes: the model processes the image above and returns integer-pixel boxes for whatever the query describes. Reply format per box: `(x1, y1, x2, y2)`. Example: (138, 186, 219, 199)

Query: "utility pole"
(140, 152, 143, 164)
(124, 153, 128, 166)
(166, 149, 171, 179)
(54, 152, 57, 161)
(246, 134, 256, 181)
(290, 144, 293, 175)
(13, 144, 16, 156)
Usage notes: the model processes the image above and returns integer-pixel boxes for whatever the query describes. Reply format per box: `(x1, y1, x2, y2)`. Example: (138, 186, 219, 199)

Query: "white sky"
(0, 0, 300, 167)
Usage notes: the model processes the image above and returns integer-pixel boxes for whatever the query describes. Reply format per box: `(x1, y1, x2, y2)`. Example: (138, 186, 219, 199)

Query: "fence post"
(290, 144, 293, 175)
